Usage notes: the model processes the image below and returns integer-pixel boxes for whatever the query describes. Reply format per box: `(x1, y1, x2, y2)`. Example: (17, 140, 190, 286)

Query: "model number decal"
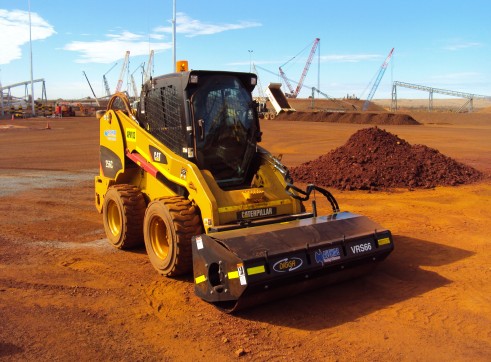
(126, 128, 136, 142)
(350, 242, 372, 254)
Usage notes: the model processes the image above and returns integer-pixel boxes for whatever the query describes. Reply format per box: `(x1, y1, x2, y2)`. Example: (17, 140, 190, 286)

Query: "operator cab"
(189, 73, 260, 188)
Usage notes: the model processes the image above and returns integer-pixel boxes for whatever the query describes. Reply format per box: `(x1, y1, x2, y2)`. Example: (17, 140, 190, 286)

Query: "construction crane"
(311, 87, 358, 111)
(252, 63, 267, 103)
(251, 63, 271, 117)
(130, 74, 139, 99)
(279, 38, 320, 98)
(362, 48, 394, 111)
(115, 51, 130, 93)
(82, 71, 101, 107)
(103, 62, 118, 97)
(130, 63, 145, 98)
(144, 50, 154, 83)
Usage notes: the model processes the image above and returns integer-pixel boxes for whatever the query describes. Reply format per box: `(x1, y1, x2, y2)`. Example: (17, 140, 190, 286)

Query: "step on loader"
(95, 62, 394, 312)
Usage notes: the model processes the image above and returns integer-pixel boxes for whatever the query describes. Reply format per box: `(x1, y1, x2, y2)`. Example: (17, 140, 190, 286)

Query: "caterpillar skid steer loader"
(95, 62, 394, 312)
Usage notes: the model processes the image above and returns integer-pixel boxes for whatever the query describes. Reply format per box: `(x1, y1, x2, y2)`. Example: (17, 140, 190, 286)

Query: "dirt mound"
(275, 111, 421, 125)
(290, 127, 484, 190)
(286, 98, 386, 112)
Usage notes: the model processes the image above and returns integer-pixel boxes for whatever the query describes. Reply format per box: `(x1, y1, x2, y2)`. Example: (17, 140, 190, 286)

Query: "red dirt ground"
(0, 108, 490, 361)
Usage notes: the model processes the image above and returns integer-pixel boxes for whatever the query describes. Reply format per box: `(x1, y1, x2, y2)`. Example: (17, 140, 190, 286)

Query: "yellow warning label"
(228, 271, 239, 279)
(126, 128, 136, 142)
(195, 275, 206, 284)
(377, 237, 391, 246)
(247, 265, 266, 275)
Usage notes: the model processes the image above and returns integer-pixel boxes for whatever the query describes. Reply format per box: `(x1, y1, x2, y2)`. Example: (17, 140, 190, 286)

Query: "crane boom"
(363, 48, 394, 111)
(130, 75, 138, 98)
(278, 38, 320, 98)
(82, 71, 101, 107)
(115, 51, 130, 93)
(103, 62, 118, 97)
(103, 75, 111, 97)
(295, 38, 320, 97)
(144, 50, 154, 83)
(278, 67, 295, 96)
(252, 63, 267, 103)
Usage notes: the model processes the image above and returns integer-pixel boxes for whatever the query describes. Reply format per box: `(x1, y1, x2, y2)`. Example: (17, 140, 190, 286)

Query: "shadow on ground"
(235, 234, 474, 330)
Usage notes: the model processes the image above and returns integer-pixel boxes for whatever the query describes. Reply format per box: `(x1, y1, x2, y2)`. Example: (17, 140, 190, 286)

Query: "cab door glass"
(192, 76, 255, 185)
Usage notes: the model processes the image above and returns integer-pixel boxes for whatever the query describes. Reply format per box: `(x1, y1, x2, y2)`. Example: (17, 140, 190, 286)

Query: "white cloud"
(0, 9, 56, 64)
(154, 12, 261, 37)
(64, 12, 261, 63)
(432, 72, 481, 80)
(320, 54, 381, 63)
(64, 31, 171, 63)
(443, 41, 482, 51)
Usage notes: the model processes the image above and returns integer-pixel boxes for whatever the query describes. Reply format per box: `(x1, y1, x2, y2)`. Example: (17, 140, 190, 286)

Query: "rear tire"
(103, 184, 146, 249)
(144, 196, 203, 276)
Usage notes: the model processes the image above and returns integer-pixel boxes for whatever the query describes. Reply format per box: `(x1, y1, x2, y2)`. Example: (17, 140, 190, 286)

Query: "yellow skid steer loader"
(95, 62, 394, 312)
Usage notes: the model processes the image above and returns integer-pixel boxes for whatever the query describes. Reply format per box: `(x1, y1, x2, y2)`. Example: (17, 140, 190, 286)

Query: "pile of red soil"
(290, 127, 484, 190)
(276, 111, 420, 125)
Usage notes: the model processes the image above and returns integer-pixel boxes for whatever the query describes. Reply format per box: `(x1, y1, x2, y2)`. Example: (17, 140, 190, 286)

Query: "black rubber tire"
(102, 184, 146, 249)
(143, 196, 202, 276)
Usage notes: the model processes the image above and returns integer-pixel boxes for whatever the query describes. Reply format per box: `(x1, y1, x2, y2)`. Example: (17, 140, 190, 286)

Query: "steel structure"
(279, 38, 320, 98)
(362, 48, 394, 111)
(391, 81, 491, 112)
(0, 79, 47, 117)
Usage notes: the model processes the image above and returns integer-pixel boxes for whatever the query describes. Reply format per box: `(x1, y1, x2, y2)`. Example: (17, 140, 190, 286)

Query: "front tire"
(144, 196, 202, 276)
(103, 184, 146, 249)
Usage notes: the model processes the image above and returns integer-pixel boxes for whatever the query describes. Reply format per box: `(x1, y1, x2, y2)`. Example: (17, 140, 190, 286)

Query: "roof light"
(176, 60, 188, 72)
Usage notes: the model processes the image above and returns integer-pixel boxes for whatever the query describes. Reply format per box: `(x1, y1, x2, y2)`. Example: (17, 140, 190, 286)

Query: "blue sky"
(1, 0, 490, 100)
